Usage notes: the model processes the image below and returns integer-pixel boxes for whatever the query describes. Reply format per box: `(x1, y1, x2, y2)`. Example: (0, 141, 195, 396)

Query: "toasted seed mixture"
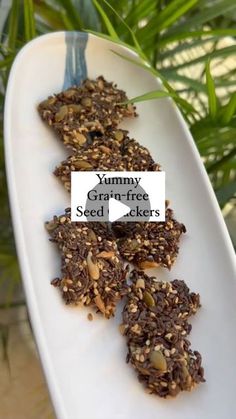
(45, 208, 128, 318)
(38, 76, 136, 151)
(54, 133, 161, 192)
(120, 137, 161, 172)
(113, 207, 186, 269)
(120, 270, 204, 397)
(54, 136, 126, 191)
(42, 76, 205, 396)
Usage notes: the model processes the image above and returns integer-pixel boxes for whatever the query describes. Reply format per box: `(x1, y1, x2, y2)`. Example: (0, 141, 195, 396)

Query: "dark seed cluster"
(54, 132, 161, 192)
(38, 76, 136, 152)
(46, 209, 128, 318)
(121, 270, 205, 397)
(54, 136, 125, 191)
(39, 76, 204, 397)
(113, 207, 186, 269)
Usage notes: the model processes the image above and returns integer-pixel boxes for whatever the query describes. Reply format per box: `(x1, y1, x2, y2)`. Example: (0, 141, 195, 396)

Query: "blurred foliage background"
(0, 0, 235, 308)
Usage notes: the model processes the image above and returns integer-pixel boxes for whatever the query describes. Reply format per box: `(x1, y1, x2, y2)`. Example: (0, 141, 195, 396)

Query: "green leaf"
(99, 0, 147, 60)
(174, 96, 199, 115)
(137, 0, 198, 48)
(8, 0, 20, 50)
(125, 0, 156, 27)
(123, 90, 172, 104)
(57, 0, 83, 29)
(157, 0, 198, 31)
(206, 60, 218, 121)
(157, 0, 197, 31)
(159, 28, 236, 47)
(221, 93, 236, 124)
(192, 123, 236, 151)
(111, 49, 198, 116)
(111, 48, 153, 71)
(164, 45, 236, 71)
(111, 49, 177, 94)
(216, 179, 236, 206)
(124, 89, 197, 115)
(93, 0, 119, 40)
(0, 55, 14, 70)
(0, 8, 10, 44)
(167, 0, 236, 35)
(159, 37, 216, 61)
(60, 11, 76, 30)
(163, 72, 206, 93)
(23, 0, 35, 41)
(34, 2, 67, 30)
(87, 30, 137, 52)
(207, 147, 236, 173)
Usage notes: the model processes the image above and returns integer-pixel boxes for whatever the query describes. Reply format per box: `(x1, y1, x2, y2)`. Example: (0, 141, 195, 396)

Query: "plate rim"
(4, 30, 236, 419)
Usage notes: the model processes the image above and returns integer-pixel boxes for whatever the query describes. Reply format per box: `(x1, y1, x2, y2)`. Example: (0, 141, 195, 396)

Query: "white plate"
(4, 32, 236, 419)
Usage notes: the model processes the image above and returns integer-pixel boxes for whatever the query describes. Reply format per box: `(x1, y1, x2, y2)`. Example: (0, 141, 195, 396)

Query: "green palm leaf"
(205, 60, 218, 120)
(23, 0, 35, 41)
(167, 0, 236, 34)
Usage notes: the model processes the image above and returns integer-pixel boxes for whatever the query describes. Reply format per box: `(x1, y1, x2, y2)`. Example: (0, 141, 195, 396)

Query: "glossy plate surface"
(4, 32, 236, 419)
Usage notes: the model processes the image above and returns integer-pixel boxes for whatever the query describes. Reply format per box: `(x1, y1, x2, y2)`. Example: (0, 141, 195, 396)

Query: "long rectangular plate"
(4, 31, 236, 419)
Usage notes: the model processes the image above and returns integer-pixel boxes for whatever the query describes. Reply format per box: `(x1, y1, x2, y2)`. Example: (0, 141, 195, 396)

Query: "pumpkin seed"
(45, 221, 58, 231)
(85, 80, 95, 90)
(55, 105, 68, 121)
(182, 366, 189, 379)
(68, 104, 82, 113)
(149, 350, 167, 371)
(64, 89, 77, 98)
(87, 230, 97, 242)
(129, 239, 139, 250)
(74, 132, 87, 145)
(81, 97, 92, 107)
(74, 160, 93, 169)
(136, 366, 151, 376)
(114, 130, 124, 142)
(143, 291, 155, 307)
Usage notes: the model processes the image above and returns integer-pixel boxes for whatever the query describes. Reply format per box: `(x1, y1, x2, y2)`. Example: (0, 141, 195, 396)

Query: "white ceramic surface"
(4, 32, 236, 419)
